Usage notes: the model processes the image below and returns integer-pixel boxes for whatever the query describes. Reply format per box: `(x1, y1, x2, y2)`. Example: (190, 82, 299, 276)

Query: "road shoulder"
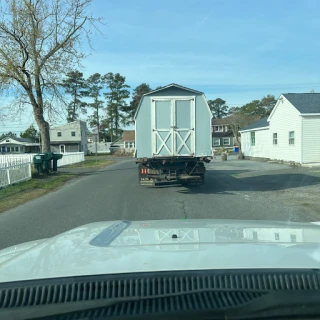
(0, 160, 117, 214)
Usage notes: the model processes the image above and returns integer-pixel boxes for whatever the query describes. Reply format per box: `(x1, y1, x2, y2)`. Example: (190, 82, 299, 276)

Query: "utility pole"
(95, 134, 98, 156)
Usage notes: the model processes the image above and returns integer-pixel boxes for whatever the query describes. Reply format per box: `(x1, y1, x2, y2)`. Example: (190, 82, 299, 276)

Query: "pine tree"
(84, 73, 104, 141)
(103, 73, 130, 141)
(128, 83, 152, 124)
(61, 71, 87, 122)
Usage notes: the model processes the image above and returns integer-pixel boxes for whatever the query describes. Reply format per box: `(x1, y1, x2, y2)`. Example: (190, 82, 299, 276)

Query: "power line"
(194, 83, 320, 87)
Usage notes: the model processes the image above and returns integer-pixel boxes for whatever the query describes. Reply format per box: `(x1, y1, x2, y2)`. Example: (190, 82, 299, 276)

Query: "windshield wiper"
(1, 289, 320, 320)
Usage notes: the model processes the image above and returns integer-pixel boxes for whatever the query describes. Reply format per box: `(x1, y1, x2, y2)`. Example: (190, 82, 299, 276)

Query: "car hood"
(1, 219, 320, 283)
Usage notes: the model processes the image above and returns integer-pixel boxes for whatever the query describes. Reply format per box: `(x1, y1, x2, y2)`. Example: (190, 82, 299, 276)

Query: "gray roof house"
(110, 130, 135, 154)
(240, 93, 320, 164)
(240, 116, 269, 131)
(212, 118, 236, 149)
(0, 136, 40, 154)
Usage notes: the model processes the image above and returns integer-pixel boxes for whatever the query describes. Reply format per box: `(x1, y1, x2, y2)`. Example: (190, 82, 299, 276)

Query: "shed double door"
(152, 97, 195, 157)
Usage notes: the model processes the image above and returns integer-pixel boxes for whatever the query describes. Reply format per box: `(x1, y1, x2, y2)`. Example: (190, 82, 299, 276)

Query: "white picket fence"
(0, 152, 85, 188)
(0, 152, 84, 169)
(0, 162, 32, 188)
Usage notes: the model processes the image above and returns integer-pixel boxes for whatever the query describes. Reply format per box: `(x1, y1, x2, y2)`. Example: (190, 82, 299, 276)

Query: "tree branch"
(39, 17, 87, 69)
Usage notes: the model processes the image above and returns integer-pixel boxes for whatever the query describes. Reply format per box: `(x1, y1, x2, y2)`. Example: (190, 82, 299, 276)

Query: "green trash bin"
(52, 153, 63, 172)
(33, 154, 45, 174)
(42, 152, 54, 173)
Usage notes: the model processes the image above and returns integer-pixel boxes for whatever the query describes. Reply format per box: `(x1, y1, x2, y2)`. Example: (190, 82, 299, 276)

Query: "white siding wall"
(50, 121, 82, 142)
(268, 96, 302, 163)
(241, 129, 270, 158)
(302, 116, 320, 163)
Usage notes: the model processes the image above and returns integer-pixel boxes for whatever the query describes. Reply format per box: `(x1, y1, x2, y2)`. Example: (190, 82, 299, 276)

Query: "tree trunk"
(33, 70, 51, 152)
(73, 87, 77, 121)
(95, 97, 100, 142)
(25, 83, 51, 153)
(238, 141, 243, 160)
(33, 106, 51, 152)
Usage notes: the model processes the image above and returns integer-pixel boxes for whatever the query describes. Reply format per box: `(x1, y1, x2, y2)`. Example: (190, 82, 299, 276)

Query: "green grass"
(86, 152, 112, 156)
(64, 159, 115, 168)
(0, 173, 75, 213)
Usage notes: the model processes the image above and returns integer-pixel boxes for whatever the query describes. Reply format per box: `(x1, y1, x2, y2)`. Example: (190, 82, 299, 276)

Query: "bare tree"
(0, 0, 103, 151)
(228, 110, 259, 159)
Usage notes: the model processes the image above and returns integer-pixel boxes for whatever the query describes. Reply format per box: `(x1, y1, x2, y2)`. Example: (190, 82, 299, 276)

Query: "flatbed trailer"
(136, 156, 211, 186)
(134, 84, 213, 186)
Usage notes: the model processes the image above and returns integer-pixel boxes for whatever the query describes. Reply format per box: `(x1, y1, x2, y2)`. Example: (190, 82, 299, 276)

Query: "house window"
(214, 126, 223, 132)
(15, 147, 19, 152)
(71, 131, 76, 137)
(213, 138, 220, 146)
(5, 139, 9, 142)
(125, 142, 129, 148)
(251, 132, 255, 146)
(57, 132, 62, 137)
(273, 133, 277, 145)
(274, 233, 280, 241)
(225, 125, 229, 131)
(7, 147, 10, 152)
(290, 234, 297, 243)
(252, 231, 258, 240)
(289, 131, 294, 145)
(129, 142, 134, 148)
(223, 138, 230, 145)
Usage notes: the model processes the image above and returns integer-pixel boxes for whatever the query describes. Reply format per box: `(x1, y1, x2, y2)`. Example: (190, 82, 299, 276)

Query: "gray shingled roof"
(212, 131, 234, 138)
(212, 117, 231, 125)
(0, 136, 34, 143)
(15, 137, 34, 143)
(240, 117, 269, 131)
(145, 83, 203, 95)
(283, 93, 320, 113)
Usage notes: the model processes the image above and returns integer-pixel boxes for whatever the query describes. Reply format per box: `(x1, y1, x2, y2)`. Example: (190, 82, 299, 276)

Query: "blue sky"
(2, 0, 320, 133)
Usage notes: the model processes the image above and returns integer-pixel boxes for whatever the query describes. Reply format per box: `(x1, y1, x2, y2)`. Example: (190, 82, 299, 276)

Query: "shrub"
(114, 149, 134, 157)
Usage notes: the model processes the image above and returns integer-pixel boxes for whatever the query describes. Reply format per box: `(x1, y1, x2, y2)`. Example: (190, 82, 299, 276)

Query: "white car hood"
(1, 219, 320, 283)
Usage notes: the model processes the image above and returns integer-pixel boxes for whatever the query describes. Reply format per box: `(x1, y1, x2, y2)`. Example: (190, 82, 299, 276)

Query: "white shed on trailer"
(134, 83, 212, 159)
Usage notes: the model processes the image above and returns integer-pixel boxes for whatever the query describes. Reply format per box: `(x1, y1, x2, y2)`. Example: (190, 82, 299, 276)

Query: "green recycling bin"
(52, 153, 63, 172)
(33, 154, 45, 174)
(42, 152, 54, 173)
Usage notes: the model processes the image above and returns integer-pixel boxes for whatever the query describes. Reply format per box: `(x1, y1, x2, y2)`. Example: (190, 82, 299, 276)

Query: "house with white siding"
(50, 120, 88, 154)
(0, 137, 40, 154)
(240, 93, 320, 164)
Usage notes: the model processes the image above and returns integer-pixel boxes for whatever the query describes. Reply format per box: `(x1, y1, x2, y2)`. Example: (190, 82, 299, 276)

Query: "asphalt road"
(0, 156, 319, 249)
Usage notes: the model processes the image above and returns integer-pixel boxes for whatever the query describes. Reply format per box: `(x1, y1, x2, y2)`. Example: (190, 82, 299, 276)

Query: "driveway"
(0, 156, 319, 249)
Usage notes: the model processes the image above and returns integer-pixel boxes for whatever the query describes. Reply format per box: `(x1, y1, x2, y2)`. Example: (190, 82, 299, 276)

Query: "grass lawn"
(85, 153, 113, 157)
(0, 173, 75, 213)
(63, 159, 115, 168)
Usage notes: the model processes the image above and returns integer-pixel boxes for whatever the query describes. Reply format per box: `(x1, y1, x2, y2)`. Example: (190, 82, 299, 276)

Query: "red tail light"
(141, 168, 147, 174)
